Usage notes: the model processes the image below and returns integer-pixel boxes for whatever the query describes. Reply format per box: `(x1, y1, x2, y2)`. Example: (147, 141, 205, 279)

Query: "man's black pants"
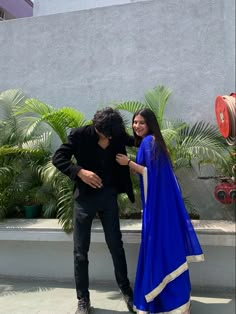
(73, 187, 130, 299)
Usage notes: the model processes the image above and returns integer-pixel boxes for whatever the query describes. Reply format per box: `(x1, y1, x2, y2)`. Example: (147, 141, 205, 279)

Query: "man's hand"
(77, 169, 103, 189)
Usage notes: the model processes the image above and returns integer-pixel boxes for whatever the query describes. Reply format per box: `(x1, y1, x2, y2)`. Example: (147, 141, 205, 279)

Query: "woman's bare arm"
(116, 153, 145, 175)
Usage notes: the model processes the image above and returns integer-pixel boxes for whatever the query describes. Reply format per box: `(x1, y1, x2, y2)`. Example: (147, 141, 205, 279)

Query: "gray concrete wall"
(0, 0, 235, 121)
(224, 0, 236, 91)
(0, 0, 235, 219)
(34, 0, 151, 16)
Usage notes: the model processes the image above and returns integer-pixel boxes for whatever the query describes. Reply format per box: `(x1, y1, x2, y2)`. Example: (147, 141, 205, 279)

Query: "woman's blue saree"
(133, 135, 204, 314)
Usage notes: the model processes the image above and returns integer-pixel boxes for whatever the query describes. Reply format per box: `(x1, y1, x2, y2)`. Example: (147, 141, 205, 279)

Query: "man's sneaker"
(75, 297, 91, 314)
(121, 288, 135, 313)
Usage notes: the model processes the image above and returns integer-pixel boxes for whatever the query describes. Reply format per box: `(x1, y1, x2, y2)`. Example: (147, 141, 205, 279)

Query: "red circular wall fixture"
(215, 95, 230, 138)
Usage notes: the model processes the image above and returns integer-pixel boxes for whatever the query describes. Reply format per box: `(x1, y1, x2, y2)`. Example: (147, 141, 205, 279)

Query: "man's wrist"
(127, 159, 131, 166)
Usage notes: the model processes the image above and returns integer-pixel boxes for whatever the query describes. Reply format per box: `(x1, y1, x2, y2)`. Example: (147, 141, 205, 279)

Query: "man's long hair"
(92, 107, 126, 138)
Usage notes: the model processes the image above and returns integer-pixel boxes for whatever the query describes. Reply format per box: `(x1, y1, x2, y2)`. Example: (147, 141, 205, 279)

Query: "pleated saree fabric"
(133, 135, 204, 314)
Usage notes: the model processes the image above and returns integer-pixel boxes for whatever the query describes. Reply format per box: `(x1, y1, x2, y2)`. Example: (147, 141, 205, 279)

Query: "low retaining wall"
(0, 219, 235, 290)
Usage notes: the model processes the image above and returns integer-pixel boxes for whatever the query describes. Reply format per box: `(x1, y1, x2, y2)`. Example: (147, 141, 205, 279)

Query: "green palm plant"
(115, 85, 172, 128)
(0, 90, 47, 218)
(15, 98, 89, 143)
(0, 89, 28, 146)
(115, 85, 229, 168)
(1, 86, 230, 228)
(34, 159, 74, 231)
(0, 156, 23, 219)
(163, 119, 228, 170)
(114, 85, 230, 216)
(0, 144, 52, 219)
(0, 90, 59, 221)
(14, 96, 91, 232)
(0, 90, 88, 231)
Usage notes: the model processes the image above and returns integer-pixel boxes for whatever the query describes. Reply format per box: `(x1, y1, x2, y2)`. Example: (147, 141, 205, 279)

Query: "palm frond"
(21, 131, 52, 152)
(31, 160, 74, 227)
(0, 166, 15, 177)
(41, 108, 87, 142)
(176, 121, 229, 166)
(161, 128, 179, 143)
(36, 161, 71, 190)
(174, 157, 193, 170)
(0, 89, 28, 145)
(144, 85, 172, 127)
(15, 98, 54, 116)
(162, 119, 188, 131)
(42, 200, 58, 218)
(179, 121, 223, 141)
(16, 102, 89, 143)
(114, 101, 145, 113)
(56, 180, 74, 233)
(15, 116, 47, 142)
(57, 107, 88, 128)
(0, 89, 27, 119)
(0, 146, 44, 157)
(183, 196, 200, 218)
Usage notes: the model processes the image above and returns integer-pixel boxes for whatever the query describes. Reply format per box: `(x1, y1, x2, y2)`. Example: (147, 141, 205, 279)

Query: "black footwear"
(121, 288, 135, 313)
(75, 297, 91, 314)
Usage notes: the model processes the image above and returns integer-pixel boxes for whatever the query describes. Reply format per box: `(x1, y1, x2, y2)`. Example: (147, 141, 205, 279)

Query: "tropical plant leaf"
(144, 85, 172, 127)
(15, 98, 54, 116)
(0, 89, 28, 145)
(21, 131, 52, 151)
(115, 101, 145, 113)
(56, 179, 74, 233)
(15, 116, 47, 142)
(0, 166, 15, 177)
(0, 89, 27, 119)
(176, 121, 228, 166)
(15, 98, 89, 143)
(0, 146, 44, 157)
(183, 196, 200, 218)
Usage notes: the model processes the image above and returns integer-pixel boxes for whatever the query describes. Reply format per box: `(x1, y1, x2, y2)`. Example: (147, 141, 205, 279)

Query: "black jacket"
(52, 125, 135, 202)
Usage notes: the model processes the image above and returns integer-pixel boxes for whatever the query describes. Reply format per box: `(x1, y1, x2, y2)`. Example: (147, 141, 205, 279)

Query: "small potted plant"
(23, 188, 41, 218)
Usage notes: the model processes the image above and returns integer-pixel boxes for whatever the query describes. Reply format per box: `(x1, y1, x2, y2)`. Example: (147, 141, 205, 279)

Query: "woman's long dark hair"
(132, 108, 171, 161)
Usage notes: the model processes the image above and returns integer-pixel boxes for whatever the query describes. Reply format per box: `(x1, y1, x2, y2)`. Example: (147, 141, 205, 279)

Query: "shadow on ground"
(0, 278, 235, 314)
(0, 278, 74, 297)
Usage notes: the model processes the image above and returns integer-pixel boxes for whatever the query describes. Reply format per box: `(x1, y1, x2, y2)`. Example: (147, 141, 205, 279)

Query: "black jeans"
(73, 187, 130, 299)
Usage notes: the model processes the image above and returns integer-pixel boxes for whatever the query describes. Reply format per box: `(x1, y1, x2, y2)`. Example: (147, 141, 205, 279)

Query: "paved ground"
(0, 278, 235, 314)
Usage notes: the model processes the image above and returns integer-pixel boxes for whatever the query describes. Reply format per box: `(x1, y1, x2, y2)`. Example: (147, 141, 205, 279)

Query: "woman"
(116, 108, 204, 314)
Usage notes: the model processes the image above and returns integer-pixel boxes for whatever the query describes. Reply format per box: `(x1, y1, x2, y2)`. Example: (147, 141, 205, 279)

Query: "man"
(52, 107, 135, 314)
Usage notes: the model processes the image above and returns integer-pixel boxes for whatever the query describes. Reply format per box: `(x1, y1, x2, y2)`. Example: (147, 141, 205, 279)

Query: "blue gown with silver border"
(133, 135, 204, 314)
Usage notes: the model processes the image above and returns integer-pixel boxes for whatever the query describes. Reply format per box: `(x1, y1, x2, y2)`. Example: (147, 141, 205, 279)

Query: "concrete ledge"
(0, 219, 235, 246)
(0, 219, 235, 290)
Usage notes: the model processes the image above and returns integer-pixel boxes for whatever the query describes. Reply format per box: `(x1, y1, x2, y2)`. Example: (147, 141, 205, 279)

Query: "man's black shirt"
(95, 144, 114, 188)
(52, 125, 135, 202)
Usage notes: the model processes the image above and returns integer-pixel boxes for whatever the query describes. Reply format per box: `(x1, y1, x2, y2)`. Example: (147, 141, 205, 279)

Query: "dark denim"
(73, 187, 130, 299)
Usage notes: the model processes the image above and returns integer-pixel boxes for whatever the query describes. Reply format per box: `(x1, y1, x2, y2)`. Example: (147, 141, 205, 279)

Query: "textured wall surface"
(0, 0, 235, 121)
(33, 0, 151, 16)
(0, 0, 235, 219)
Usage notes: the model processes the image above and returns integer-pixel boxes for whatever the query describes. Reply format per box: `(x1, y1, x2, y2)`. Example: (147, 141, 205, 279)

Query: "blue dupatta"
(133, 135, 204, 314)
